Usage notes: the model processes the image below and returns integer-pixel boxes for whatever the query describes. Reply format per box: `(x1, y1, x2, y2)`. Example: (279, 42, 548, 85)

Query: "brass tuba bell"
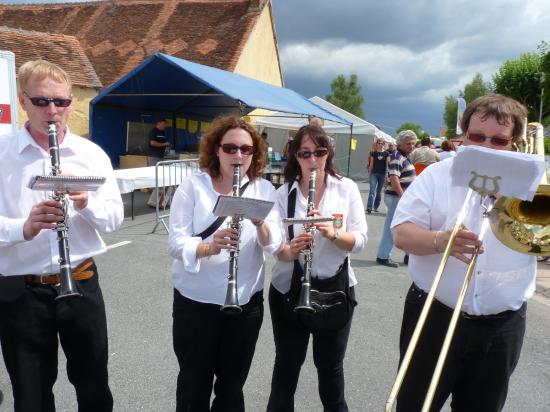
(489, 184, 550, 256)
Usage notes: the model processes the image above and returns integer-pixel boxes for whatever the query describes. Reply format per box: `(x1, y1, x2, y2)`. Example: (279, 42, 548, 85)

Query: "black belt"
(411, 283, 524, 321)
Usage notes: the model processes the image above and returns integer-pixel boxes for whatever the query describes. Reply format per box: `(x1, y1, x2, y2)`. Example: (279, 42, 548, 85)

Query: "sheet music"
(451, 145, 546, 200)
(213, 196, 274, 221)
(27, 175, 106, 192)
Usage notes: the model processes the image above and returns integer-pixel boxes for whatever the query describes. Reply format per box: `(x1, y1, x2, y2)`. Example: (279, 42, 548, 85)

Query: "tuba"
(221, 164, 243, 314)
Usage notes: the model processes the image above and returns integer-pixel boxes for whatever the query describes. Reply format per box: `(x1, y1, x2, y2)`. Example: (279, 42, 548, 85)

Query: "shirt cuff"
(349, 230, 366, 253)
(262, 222, 283, 256)
(8, 218, 27, 243)
(181, 237, 203, 273)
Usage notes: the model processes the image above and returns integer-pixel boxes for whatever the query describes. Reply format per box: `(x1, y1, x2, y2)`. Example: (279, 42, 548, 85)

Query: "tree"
(493, 53, 547, 122)
(442, 73, 492, 138)
(443, 95, 458, 138)
(396, 122, 423, 138)
(463, 73, 492, 103)
(326, 74, 365, 118)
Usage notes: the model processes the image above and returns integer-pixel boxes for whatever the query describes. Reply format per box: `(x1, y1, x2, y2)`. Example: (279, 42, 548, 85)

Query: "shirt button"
(477, 271, 481, 275)
(474, 294, 478, 298)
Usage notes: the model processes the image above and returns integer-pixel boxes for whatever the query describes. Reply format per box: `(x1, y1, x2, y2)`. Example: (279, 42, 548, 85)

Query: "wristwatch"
(331, 231, 340, 241)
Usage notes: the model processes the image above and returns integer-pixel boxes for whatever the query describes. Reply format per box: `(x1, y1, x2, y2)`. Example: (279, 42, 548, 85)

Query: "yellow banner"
(351, 138, 357, 151)
(200, 121, 210, 132)
(176, 118, 186, 129)
(188, 120, 198, 133)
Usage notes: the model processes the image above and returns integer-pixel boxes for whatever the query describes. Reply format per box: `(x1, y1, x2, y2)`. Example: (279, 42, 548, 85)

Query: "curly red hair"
(198, 116, 267, 179)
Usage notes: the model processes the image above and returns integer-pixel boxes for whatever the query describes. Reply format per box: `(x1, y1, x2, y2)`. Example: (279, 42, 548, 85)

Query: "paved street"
(1, 182, 549, 411)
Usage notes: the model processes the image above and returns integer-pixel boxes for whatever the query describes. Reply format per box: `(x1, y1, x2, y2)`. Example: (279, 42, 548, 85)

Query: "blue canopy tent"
(89, 52, 350, 166)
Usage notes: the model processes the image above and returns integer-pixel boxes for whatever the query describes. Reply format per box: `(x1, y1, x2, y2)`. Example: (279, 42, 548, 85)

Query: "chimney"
(249, 0, 267, 12)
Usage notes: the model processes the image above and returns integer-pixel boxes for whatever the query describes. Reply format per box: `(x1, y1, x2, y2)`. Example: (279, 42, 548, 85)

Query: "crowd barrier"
(151, 159, 199, 233)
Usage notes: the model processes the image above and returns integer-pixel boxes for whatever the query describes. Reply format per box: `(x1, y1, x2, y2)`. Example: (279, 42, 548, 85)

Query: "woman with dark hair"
(267, 124, 368, 411)
(168, 115, 281, 411)
(439, 139, 457, 160)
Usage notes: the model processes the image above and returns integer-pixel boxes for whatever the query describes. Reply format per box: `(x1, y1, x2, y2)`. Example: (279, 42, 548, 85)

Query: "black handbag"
(283, 185, 355, 332)
(285, 257, 354, 332)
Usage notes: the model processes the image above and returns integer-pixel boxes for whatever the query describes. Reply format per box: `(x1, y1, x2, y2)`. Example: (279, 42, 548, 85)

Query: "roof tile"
(0, 0, 264, 87)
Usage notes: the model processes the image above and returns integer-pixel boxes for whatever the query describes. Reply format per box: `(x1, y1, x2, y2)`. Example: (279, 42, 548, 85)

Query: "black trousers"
(267, 285, 354, 412)
(0, 265, 112, 412)
(397, 283, 526, 412)
(172, 289, 264, 412)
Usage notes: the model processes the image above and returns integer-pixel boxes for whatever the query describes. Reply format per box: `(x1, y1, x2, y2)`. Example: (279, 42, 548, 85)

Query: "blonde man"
(0, 60, 123, 411)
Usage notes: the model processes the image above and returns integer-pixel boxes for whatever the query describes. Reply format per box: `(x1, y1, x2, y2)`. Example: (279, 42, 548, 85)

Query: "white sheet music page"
(451, 145, 545, 200)
(213, 196, 274, 221)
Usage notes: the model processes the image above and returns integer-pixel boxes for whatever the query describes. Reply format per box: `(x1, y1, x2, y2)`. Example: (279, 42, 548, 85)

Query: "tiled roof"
(0, 26, 102, 89)
(0, 0, 265, 87)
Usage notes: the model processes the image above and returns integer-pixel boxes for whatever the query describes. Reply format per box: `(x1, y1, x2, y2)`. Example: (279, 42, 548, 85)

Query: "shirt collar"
(17, 124, 76, 155)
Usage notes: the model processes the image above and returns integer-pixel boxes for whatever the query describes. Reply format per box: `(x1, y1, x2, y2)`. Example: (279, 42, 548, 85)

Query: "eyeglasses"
(23, 91, 72, 108)
(466, 132, 511, 147)
(220, 143, 255, 155)
(296, 148, 329, 159)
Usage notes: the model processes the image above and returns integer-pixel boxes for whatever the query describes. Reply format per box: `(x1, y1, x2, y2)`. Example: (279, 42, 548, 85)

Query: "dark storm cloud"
(272, 0, 550, 135)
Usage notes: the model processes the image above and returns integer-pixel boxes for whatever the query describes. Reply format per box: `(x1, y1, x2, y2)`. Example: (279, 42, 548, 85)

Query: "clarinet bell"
(55, 267, 81, 300)
(294, 283, 315, 314)
(220, 280, 242, 314)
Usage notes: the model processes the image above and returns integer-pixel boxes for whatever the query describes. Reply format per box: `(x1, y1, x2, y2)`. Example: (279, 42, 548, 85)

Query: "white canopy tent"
(255, 96, 394, 180)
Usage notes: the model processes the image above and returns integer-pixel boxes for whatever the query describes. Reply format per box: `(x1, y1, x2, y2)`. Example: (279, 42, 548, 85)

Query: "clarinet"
(48, 122, 81, 299)
(220, 164, 243, 313)
(294, 168, 316, 313)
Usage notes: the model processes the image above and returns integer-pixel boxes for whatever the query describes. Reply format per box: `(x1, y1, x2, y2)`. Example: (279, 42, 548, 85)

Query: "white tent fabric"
(255, 96, 394, 180)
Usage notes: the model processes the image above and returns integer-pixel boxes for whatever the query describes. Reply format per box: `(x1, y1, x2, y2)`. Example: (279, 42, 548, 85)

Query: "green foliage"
(493, 53, 547, 122)
(326, 74, 365, 119)
(463, 73, 492, 103)
(396, 122, 423, 138)
(544, 137, 550, 154)
(443, 95, 458, 138)
(442, 73, 491, 139)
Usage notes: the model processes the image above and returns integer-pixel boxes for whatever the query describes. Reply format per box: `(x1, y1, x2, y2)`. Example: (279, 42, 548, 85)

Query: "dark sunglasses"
(220, 143, 255, 155)
(296, 148, 329, 159)
(23, 91, 72, 108)
(466, 132, 511, 147)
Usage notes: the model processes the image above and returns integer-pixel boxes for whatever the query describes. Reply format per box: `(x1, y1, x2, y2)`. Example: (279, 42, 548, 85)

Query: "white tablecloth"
(115, 163, 198, 194)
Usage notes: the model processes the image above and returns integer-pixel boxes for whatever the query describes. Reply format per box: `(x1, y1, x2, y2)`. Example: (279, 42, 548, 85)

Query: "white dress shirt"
(392, 158, 536, 315)
(270, 174, 368, 294)
(0, 127, 124, 276)
(168, 172, 281, 305)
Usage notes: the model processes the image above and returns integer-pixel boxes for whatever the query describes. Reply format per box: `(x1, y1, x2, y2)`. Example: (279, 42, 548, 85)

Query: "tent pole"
(346, 124, 353, 177)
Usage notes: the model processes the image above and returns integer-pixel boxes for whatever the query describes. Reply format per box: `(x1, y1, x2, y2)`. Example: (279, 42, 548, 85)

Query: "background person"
(409, 136, 440, 174)
(148, 118, 170, 166)
(439, 139, 457, 160)
(0, 59, 123, 411)
(392, 94, 533, 411)
(366, 139, 390, 214)
(168, 116, 280, 412)
(375, 130, 417, 268)
(267, 124, 368, 411)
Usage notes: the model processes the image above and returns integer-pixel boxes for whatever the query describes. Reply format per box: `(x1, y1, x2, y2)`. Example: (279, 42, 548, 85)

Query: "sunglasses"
(466, 132, 511, 147)
(23, 91, 72, 108)
(220, 143, 255, 155)
(296, 148, 329, 159)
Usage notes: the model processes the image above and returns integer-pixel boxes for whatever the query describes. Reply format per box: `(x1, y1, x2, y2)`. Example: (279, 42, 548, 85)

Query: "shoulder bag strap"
(194, 181, 249, 240)
(287, 184, 297, 241)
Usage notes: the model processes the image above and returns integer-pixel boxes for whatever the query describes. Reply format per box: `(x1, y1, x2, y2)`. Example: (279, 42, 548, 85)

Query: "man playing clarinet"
(0, 60, 123, 411)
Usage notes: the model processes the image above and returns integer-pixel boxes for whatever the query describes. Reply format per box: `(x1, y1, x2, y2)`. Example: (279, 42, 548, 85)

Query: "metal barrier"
(151, 159, 199, 233)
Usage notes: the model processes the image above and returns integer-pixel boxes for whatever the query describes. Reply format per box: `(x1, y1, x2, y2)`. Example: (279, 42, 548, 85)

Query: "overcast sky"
(272, 0, 550, 135)
(3, 0, 549, 136)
